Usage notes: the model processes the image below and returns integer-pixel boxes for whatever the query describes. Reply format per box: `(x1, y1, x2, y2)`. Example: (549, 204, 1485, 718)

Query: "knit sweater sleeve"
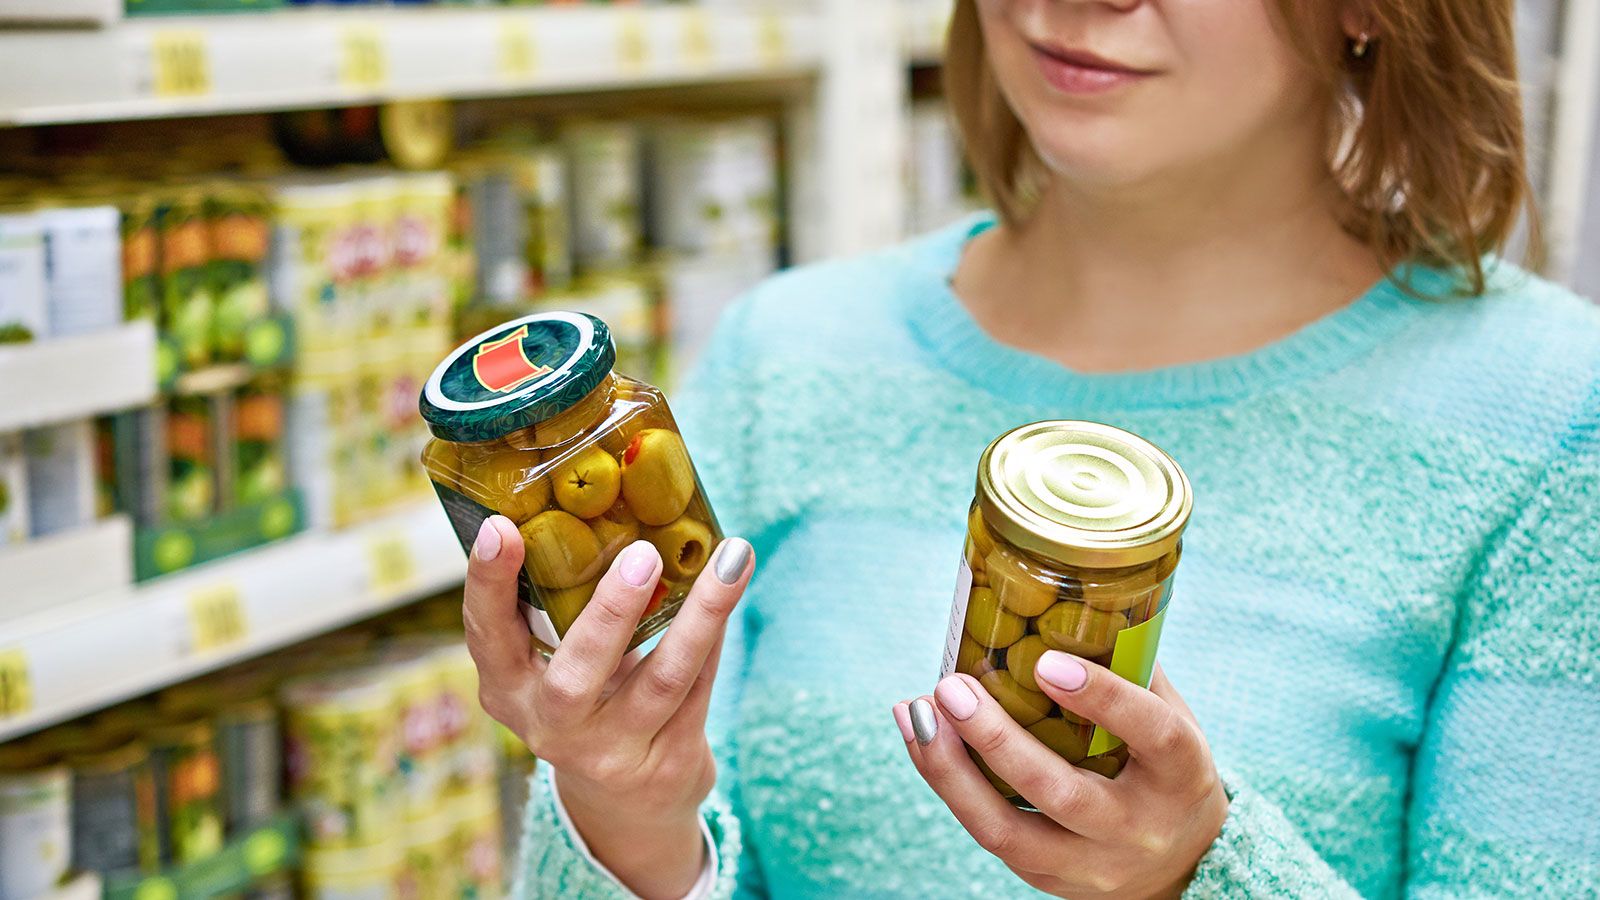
(508, 299, 766, 899)
(1403, 386, 1600, 897)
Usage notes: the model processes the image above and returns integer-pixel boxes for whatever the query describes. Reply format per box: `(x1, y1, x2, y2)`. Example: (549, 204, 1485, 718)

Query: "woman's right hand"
(463, 515, 754, 900)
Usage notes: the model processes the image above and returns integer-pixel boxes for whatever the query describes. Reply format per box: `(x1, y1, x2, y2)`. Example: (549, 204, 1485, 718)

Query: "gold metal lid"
(977, 421, 1192, 569)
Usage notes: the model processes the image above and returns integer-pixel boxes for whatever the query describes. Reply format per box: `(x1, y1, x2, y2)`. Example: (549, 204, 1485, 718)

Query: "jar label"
(939, 557, 974, 680)
(1086, 580, 1174, 756)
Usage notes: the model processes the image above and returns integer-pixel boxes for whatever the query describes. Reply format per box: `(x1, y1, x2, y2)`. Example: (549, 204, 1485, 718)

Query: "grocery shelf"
(0, 515, 134, 623)
(0, 501, 465, 741)
(0, 4, 822, 127)
(0, 322, 159, 433)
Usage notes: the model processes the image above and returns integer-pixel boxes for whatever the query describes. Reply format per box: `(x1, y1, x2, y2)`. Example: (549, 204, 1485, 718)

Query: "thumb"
(462, 515, 533, 682)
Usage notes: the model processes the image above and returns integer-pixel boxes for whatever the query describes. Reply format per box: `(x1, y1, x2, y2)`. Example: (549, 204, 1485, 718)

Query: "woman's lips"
(1028, 42, 1154, 95)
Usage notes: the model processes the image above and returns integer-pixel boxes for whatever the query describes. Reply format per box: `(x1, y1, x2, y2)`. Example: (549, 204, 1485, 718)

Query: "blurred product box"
(23, 420, 97, 538)
(657, 250, 777, 383)
(0, 762, 72, 900)
(158, 188, 216, 373)
(645, 116, 780, 258)
(563, 120, 643, 275)
(0, 211, 49, 344)
(208, 185, 273, 363)
(40, 205, 123, 338)
(906, 99, 974, 234)
(0, 433, 29, 547)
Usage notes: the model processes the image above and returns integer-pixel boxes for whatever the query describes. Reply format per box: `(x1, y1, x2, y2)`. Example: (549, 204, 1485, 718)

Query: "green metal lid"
(420, 311, 615, 444)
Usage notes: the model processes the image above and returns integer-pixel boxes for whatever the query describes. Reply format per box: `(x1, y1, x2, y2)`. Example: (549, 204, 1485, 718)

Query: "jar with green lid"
(942, 421, 1192, 809)
(419, 311, 722, 655)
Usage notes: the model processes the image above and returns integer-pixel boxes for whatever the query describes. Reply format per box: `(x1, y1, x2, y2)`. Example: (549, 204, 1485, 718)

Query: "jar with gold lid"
(941, 421, 1192, 808)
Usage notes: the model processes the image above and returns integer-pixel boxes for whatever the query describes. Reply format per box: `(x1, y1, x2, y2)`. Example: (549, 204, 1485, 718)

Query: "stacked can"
(0, 744, 71, 900)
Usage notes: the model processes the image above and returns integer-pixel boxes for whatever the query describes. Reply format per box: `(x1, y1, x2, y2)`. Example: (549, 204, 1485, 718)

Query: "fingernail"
(474, 518, 502, 562)
(1036, 651, 1088, 691)
(935, 676, 979, 720)
(713, 538, 751, 585)
(619, 541, 657, 587)
(910, 698, 938, 746)
(892, 703, 914, 743)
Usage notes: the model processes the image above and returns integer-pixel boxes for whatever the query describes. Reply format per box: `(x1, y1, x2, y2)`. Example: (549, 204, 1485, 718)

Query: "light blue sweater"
(514, 215, 1600, 898)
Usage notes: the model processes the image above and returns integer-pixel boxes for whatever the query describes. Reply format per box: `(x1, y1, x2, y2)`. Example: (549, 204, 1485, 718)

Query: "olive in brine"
(988, 547, 1059, 617)
(644, 515, 713, 582)
(421, 440, 461, 491)
(979, 670, 1053, 726)
(963, 586, 1027, 648)
(955, 635, 1000, 678)
(972, 751, 1019, 798)
(550, 445, 622, 519)
(620, 429, 695, 525)
(590, 502, 641, 558)
(521, 510, 602, 589)
(467, 447, 551, 523)
(1035, 600, 1125, 657)
(1004, 635, 1050, 693)
(542, 578, 598, 636)
(1027, 717, 1090, 763)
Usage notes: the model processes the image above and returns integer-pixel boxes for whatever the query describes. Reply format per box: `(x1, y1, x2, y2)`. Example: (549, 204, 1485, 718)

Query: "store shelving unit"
(0, 4, 820, 126)
(0, 502, 462, 742)
(0, 322, 158, 433)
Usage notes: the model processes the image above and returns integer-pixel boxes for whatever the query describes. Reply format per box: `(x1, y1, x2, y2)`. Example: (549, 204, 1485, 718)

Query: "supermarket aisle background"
(0, 1, 1594, 898)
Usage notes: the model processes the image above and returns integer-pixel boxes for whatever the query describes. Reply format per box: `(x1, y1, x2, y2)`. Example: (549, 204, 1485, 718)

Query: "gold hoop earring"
(1352, 32, 1371, 58)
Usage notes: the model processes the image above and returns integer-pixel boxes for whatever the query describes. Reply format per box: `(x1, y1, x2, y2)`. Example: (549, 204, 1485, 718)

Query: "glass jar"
(941, 421, 1192, 809)
(419, 311, 722, 654)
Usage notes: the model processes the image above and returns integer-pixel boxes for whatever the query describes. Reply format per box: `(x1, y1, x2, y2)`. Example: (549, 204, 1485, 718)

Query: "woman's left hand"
(894, 654, 1229, 899)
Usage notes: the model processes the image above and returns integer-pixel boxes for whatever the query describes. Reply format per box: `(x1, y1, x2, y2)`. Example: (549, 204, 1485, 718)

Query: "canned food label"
(1087, 582, 1174, 756)
(939, 557, 974, 679)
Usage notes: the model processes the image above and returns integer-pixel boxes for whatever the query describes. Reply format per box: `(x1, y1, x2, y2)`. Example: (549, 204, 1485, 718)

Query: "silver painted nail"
(713, 538, 752, 585)
(910, 698, 938, 746)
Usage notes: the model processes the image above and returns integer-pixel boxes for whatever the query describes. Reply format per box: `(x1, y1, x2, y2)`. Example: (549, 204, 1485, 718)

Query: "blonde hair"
(943, 0, 1536, 296)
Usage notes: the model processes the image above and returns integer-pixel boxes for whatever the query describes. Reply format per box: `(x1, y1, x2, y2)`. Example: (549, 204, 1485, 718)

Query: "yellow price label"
(151, 29, 212, 98)
(188, 584, 248, 654)
(617, 10, 650, 74)
(367, 530, 417, 595)
(758, 11, 787, 68)
(681, 9, 714, 69)
(340, 26, 388, 91)
(0, 648, 32, 719)
(498, 19, 537, 81)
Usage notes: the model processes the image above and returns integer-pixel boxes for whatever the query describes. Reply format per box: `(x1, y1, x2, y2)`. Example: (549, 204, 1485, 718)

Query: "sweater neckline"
(902, 213, 1437, 410)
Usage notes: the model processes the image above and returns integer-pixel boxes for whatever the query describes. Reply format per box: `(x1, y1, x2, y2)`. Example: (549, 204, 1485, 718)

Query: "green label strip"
(1087, 604, 1169, 757)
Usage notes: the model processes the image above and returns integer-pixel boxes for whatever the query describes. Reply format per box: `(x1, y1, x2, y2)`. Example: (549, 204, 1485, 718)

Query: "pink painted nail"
(1036, 651, 1088, 691)
(892, 703, 915, 743)
(618, 541, 658, 587)
(935, 677, 979, 720)
(474, 518, 502, 562)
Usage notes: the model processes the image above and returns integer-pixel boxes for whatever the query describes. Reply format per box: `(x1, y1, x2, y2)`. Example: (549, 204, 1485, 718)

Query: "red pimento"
(644, 580, 669, 617)
(623, 433, 644, 466)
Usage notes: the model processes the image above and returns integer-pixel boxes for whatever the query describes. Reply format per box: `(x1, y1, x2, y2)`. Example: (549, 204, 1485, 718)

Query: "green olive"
(1027, 717, 1091, 763)
(955, 635, 1002, 678)
(539, 578, 598, 638)
(1075, 553, 1178, 612)
(1004, 635, 1050, 693)
(967, 504, 995, 558)
(987, 546, 1059, 617)
(590, 502, 641, 561)
(971, 750, 1018, 798)
(1078, 754, 1124, 779)
(520, 510, 602, 589)
(464, 447, 550, 523)
(644, 515, 713, 582)
(963, 586, 1027, 648)
(1035, 600, 1125, 657)
(499, 425, 542, 451)
(549, 445, 622, 519)
(420, 440, 460, 492)
(619, 429, 695, 526)
(979, 669, 1053, 726)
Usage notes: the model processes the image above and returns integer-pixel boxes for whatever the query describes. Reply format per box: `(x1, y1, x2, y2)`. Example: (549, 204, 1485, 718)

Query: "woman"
(466, 1, 1600, 896)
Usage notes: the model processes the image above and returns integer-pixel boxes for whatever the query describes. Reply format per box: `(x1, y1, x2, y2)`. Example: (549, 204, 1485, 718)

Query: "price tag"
(151, 29, 212, 98)
(497, 19, 537, 81)
(617, 9, 650, 74)
(367, 530, 417, 595)
(681, 8, 714, 69)
(0, 648, 31, 719)
(758, 11, 787, 68)
(340, 26, 388, 91)
(187, 584, 248, 654)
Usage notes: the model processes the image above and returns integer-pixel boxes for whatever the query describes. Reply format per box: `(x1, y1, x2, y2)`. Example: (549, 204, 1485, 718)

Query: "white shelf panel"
(0, 5, 821, 126)
(0, 515, 134, 623)
(0, 322, 158, 434)
(0, 501, 466, 741)
(902, 0, 950, 66)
